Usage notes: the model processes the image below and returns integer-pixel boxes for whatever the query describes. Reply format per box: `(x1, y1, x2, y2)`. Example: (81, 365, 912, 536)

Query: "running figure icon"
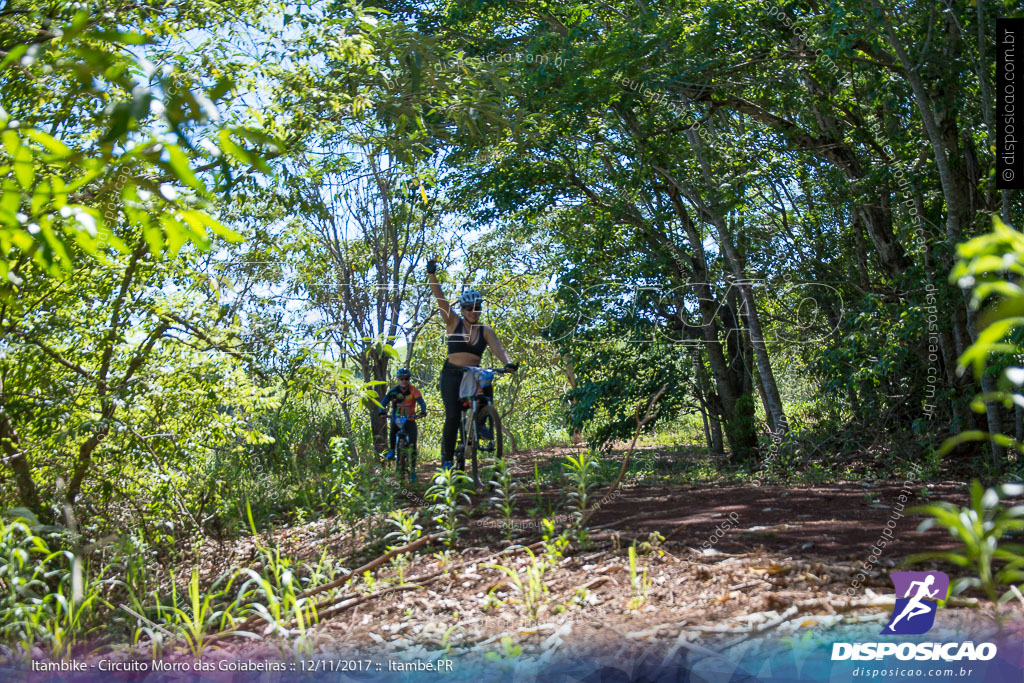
(887, 575, 938, 629)
(881, 571, 949, 635)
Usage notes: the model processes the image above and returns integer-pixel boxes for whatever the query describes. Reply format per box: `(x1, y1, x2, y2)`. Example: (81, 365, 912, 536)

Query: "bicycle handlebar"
(387, 408, 427, 419)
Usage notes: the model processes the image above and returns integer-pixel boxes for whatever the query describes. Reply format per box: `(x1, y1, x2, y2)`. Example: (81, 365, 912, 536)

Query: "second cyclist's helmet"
(396, 367, 412, 379)
(459, 289, 484, 308)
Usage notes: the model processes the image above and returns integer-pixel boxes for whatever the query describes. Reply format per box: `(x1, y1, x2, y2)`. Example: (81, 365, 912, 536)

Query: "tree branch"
(579, 384, 667, 528)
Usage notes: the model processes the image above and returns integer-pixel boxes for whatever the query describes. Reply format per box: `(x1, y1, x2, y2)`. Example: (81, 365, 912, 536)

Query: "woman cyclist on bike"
(426, 259, 517, 470)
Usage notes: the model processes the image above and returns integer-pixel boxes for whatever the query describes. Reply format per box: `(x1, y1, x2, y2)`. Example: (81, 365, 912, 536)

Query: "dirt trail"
(167, 445, 1024, 669)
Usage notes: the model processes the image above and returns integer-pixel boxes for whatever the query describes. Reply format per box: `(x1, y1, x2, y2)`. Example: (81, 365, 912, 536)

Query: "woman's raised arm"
(426, 259, 454, 327)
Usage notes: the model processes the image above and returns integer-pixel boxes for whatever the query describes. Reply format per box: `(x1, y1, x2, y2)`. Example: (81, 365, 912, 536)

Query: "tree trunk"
(67, 402, 116, 504)
(874, 2, 973, 244)
(1016, 406, 1023, 447)
(502, 424, 518, 454)
(792, 51, 910, 278)
(753, 363, 775, 434)
(647, 174, 758, 460)
(564, 360, 583, 444)
(691, 346, 725, 455)
(699, 405, 712, 453)
(965, 305, 1006, 466)
(708, 213, 789, 435)
(690, 347, 714, 452)
(363, 349, 391, 458)
(0, 412, 41, 514)
(682, 129, 789, 436)
(338, 395, 363, 462)
(710, 413, 724, 455)
(722, 288, 748, 400)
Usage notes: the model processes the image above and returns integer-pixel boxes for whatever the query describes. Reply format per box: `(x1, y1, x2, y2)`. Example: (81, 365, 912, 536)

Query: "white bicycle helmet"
(459, 289, 484, 308)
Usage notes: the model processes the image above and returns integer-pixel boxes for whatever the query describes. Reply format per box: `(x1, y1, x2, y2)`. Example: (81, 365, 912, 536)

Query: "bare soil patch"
(167, 447, 1023, 668)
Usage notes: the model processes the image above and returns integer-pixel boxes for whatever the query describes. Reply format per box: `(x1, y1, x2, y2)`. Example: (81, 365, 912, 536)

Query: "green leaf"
(61, 10, 92, 40)
(62, 164, 105, 194)
(179, 209, 242, 243)
(162, 215, 190, 257)
(3, 131, 33, 190)
(208, 75, 236, 101)
(23, 130, 74, 160)
(8, 226, 34, 250)
(31, 179, 50, 216)
(906, 551, 971, 567)
(0, 44, 28, 70)
(218, 129, 252, 166)
(935, 431, 991, 457)
(87, 30, 152, 46)
(2, 507, 40, 524)
(958, 315, 1024, 375)
(1, 178, 20, 215)
(38, 222, 71, 271)
(100, 101, 134, 143)
(163, 144, 203, 191)
(50, 176, 67, 209)
(143, 224, 164, 255)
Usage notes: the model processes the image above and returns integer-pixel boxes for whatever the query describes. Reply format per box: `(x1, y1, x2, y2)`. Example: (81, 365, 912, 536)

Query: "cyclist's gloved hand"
(426, 259, 438, 275)
(378, 408, 386, 416)
(504, 362, 519, 373)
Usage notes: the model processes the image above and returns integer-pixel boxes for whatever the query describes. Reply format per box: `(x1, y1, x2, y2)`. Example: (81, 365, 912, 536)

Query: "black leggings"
(439, 362, 465, 463)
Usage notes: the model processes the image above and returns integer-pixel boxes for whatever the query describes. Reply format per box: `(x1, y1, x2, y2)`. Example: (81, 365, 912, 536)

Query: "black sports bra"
(447, 318, 488, 357)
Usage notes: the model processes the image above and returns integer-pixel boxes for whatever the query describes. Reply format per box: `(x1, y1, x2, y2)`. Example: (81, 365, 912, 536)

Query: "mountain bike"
(383, 408, 425, 483)
(453, 366, 510, 487)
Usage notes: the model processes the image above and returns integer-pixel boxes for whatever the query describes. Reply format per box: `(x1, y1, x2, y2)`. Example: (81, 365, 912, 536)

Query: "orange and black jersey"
(382, 385, 427, 418)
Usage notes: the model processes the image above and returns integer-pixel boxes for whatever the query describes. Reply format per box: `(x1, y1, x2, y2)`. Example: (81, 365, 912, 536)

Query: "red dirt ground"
(160, 446, 1024, 671)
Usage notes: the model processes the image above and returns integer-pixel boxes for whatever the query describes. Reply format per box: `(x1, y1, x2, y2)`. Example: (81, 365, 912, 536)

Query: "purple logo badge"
(881, 571, 949, 635)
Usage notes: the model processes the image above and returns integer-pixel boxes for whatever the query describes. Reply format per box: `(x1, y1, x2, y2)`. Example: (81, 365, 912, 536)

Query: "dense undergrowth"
(3, 425, 1022, 665)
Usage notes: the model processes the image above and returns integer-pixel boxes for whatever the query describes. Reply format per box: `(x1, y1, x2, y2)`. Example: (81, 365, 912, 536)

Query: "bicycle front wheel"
(462, 411, 478, 486)
(475, 405, 503, 467)
(454, 416, 466, 472)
